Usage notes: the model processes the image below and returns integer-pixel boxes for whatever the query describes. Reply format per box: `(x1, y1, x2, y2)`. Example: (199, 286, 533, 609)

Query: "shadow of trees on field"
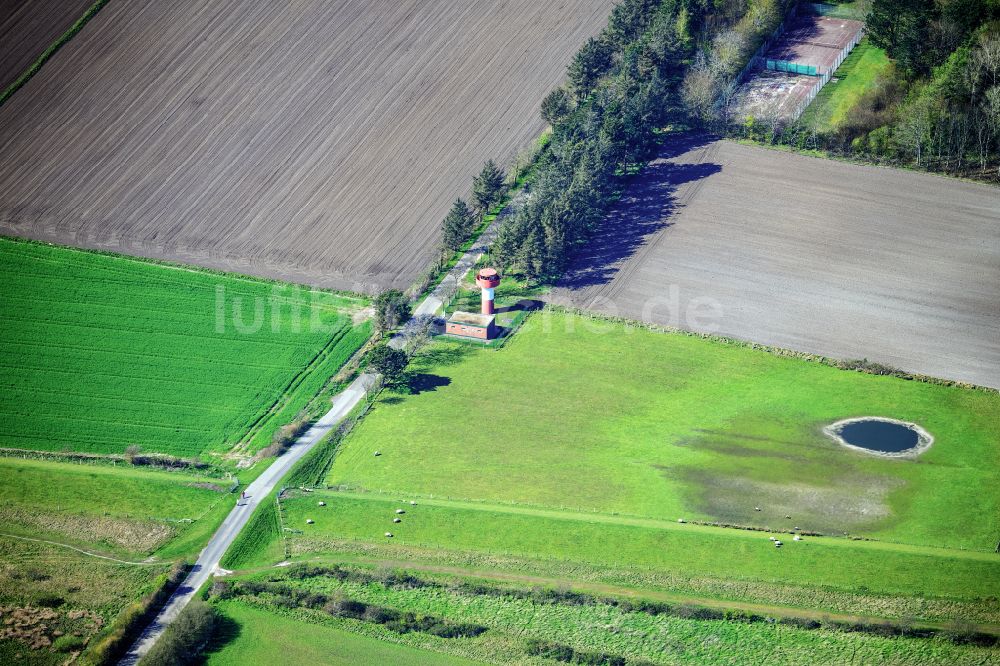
(768, 15, 838, 64)
(557, 133, 722, 291)
(402, 373, 451, 395)
(199, 614, 241, 663)
(412, 343, 476, 369)
(655, 131, 719, 159)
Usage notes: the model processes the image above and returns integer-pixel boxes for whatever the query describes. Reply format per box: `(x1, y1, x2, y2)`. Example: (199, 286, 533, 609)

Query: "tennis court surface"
(731, 14, 863, 121)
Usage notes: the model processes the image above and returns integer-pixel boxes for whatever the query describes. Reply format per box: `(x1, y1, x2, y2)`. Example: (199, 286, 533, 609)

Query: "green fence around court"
(766, 60, 819, 76)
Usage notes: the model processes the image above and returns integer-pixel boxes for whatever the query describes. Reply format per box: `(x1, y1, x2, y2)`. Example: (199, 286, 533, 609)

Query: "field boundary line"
(0, 236, 371, 301)
(233, 322, 357, 455)
(0, 532, 164, 566)
(547, 303, 1000, 394)
(0, 0, 112, 107)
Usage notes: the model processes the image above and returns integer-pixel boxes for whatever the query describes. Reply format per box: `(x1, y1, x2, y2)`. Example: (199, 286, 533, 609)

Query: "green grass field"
(800, 38, 891, 131)
(284, 492, 1000, 606)
(0, 238, 369, 458)
(0, 456, 232, 556)
(328, 311, 1000, 552)
(206, 601, 483, 666)
(0, 238, 375, 661)
(225, 307, 1000, 649)
(0, 455, 237, 662)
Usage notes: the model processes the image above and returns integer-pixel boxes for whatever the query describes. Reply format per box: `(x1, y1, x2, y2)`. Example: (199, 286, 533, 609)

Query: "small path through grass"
(0, 533, 161, 566)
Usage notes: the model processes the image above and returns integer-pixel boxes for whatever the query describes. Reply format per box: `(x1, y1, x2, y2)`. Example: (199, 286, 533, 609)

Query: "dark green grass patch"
(204, 600, 484, 666)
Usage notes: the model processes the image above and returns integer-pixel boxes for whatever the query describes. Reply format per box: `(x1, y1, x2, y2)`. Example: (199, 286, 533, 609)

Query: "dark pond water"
(838, 420, 919, 453)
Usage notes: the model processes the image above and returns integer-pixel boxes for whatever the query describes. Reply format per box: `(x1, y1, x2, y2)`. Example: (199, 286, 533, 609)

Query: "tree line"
(422, 0, 995, 301)
(848, 1, 1000, 177)
(481, 0, 790, 283)
(711, 0, 1000, 179)
(491, 0, 702, 281)
(440, 159, 508, 256)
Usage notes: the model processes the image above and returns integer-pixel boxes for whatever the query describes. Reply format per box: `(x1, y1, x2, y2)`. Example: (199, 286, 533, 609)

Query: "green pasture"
(284, 492, 1000, 603)
(800, 39, 891, 131)
(0, 456, 232, 557)
(206, 601, 483, 666)
(328, 311, 1000, 552)
(0, 238, 369, 458)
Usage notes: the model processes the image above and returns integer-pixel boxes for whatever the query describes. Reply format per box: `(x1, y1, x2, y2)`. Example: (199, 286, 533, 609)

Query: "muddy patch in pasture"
(662, 420, 903, 534)
(679, 469, 900, 535)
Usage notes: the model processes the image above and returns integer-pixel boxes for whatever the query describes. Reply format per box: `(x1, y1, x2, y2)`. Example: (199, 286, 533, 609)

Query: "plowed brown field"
(0, 0, 614, 292)
(552, 137, 1000, 388)
(0, 0, 93, 90)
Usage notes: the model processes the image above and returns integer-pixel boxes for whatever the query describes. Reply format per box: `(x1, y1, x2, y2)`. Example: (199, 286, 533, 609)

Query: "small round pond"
(823, 417, 932, 457)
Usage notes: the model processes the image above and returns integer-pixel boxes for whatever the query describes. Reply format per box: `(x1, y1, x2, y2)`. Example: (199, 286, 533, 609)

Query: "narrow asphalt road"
(119, 207, 508, 664)
(119, 376, 368, 665)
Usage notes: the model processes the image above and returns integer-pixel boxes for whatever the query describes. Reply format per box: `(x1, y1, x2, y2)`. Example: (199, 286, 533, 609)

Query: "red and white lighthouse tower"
(475, 268, 500, 315)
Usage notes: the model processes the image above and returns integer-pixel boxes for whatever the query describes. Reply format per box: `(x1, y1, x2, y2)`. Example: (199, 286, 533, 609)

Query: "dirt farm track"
(553, 137, 1000, 389)
(0, 0, 615, 292)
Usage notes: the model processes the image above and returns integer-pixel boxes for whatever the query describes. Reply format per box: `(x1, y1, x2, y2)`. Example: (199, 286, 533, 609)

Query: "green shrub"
(81, 562, 187, 666)
(140, 598, 218, 666)
(525, 638, 627, 665)
(54, 634, 87, 653)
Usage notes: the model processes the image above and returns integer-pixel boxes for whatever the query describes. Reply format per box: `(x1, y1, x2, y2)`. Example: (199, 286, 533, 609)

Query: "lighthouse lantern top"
(475, 268, 500, 289)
